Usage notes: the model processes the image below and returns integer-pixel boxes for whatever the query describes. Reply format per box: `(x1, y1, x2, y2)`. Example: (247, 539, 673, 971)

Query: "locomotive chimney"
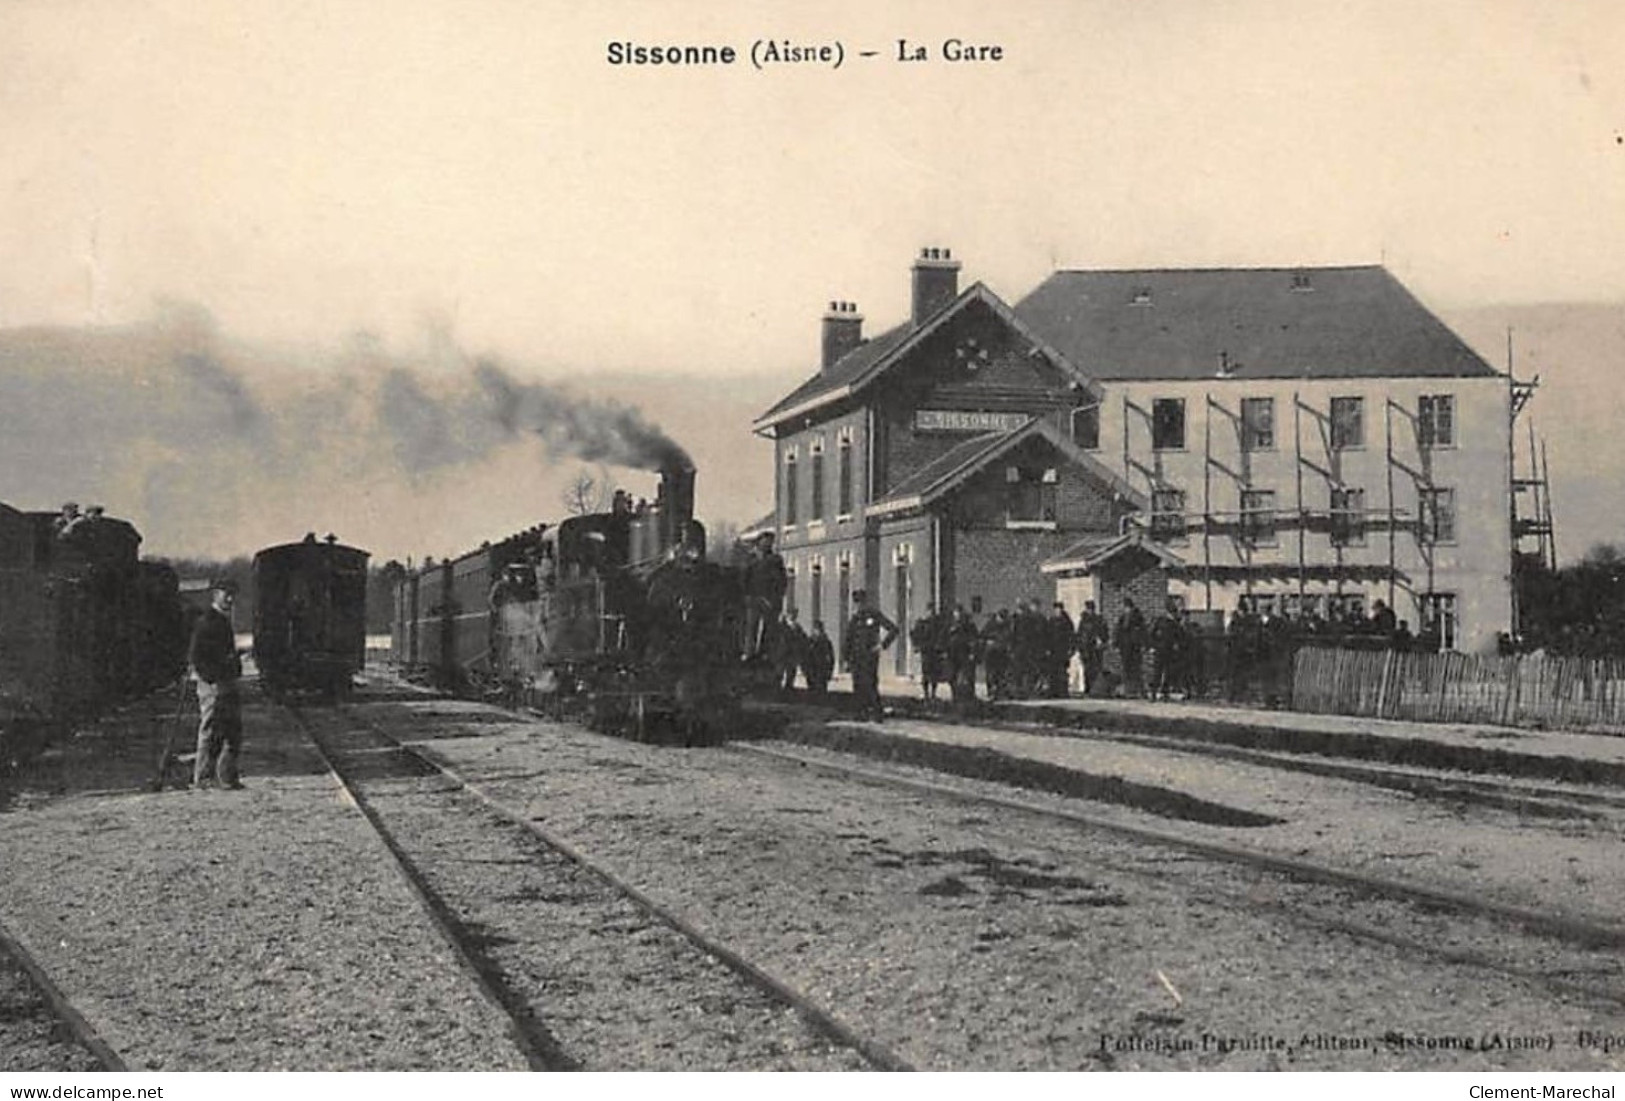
(657, 462, 697, 555)
(911, 246, 961, 326)
(821, 300, 863, 372)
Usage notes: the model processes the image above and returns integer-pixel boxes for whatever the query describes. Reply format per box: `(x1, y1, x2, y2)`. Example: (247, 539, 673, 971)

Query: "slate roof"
(756, 322, 915, 426)
(867, 418, 1145, 517)
(754, 283, 1099, 431)
(1013, 266, 1498, 381)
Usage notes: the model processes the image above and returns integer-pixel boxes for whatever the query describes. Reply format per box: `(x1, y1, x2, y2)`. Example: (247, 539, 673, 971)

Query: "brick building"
(754, 250, 1519, 667)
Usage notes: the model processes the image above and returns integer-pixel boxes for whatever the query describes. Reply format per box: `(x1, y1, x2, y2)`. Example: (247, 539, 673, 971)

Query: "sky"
(2, 0, 1623, 561)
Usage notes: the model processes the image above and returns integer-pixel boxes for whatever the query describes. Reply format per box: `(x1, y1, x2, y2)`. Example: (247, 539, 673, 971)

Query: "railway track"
(0, 916, 124, 1072)
(727, 739, 1625, 1007)
(285, 700, 910, 1071)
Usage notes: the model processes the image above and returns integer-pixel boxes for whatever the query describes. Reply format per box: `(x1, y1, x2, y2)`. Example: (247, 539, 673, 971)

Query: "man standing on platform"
(1075, 600, 1109, 697)
(189, 579, 244, 791)
(844, 590, 898, 722)
(804, 620, 835, 696)
(1045, 601, 1076, 698)
(1116, 598, 1149, 699)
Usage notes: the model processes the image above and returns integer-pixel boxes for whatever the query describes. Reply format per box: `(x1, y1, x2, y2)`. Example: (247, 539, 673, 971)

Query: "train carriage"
(2, 501, 186, 767)
(252, 536, 370, 697)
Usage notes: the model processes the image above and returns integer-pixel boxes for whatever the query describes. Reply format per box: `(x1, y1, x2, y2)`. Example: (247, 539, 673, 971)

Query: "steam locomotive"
(0, 502, 186, 767)
(253, 535, 371, 698)
(391, 465, 754, 743)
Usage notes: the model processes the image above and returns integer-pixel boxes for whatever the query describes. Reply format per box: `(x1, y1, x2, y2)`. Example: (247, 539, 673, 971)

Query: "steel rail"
(0, 916, 127, 1071)
(336, 704, 915, 1072)
(287, 703, 574, 1071)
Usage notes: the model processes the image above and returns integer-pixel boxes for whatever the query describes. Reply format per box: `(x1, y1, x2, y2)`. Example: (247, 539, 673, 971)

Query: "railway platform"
(818, 672, 1625, 787)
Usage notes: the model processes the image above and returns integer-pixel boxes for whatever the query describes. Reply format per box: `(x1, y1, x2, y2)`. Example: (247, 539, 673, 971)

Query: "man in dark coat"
(946, 606, 981, 704)
(844, 590, 898, 722)
(910, 604, 947, 701)
(1045, 602, 1076, 698)
(770, 608, 808, 693)
(1115, 598, 1149, 699)
(1150, 602, 1182, 701)
(189, 579, 244, 790)
(803, 620, 835, 696)
(742, 532, 787, 659)
(1010, 599, 1046, 698)
(1074, 600, 1109, 697)
(981, 609, 1013, 700)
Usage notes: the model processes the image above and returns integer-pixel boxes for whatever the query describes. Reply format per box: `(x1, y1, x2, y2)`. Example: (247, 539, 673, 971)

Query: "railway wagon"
(1, 501, 185, 765)
(252, 536, 370, 697)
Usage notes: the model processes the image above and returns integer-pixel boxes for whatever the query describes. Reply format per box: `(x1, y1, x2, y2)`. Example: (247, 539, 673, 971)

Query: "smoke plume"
(0, 304, 698, 557)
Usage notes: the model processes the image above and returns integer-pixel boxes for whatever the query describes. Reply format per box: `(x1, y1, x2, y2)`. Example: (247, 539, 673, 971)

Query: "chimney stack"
(821, 300, 863, 371)
(911, 246, 961, 326)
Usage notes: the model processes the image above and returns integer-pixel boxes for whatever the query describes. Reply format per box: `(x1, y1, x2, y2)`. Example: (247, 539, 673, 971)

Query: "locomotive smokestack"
(657, 461, 697, 555)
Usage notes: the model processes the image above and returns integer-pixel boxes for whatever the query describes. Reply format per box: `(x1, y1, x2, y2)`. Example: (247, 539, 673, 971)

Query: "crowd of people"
(753, 585, 1445, 712)
(734, 530, 1439, 711)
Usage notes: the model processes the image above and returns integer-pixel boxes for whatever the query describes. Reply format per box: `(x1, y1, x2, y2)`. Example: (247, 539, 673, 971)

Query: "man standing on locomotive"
(189, 579, 245, 790)
(843, 589, 897, 723)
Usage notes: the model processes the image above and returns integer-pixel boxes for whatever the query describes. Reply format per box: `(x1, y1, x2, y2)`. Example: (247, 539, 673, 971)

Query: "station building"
(752, 249, 1520, 670)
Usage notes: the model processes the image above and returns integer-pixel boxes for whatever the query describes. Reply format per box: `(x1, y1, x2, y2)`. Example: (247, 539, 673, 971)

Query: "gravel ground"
(0, 939, 104, 1071)
(786, 715, 1625, 927)
(0, 690, 530, 1071)
(373, 696, 1625, 1071)
(6, 681, 1625, 1072)
(296, 703, 872, 1070)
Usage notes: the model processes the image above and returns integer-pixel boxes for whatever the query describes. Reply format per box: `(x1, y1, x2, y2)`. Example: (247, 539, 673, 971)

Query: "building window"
(1330, 486, 1366, 547)
(809, 559, 823, 629)
(1418, 394, 1455, 449)
(1150, 487, 1187, 542)
(783, 448, 798, 526)
(1006, 466, 1058, 525)
(836, 556, 852, 672)
(1421, 592, 1457, 650)
(784, 562, 797, 617)
(810, 436, 826, 520)
(892, 544, 913, 676)
(838, 431, 855, 517)
(1071, 404, 1100, 451)
(1241, 488, 1277, 547)
(1419, 487, 1456, 545)
(1152, 398, 1186, 451)
(1330, 396, 1364, 450)
(1241, 397, 1275, 452)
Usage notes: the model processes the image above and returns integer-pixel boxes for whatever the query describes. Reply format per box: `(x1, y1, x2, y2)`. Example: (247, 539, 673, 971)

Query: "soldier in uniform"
(742, 532, 787, 660)
(189, 579, 245, 790)
(804, 620, 835, 696)
(910, 603, 947, 702)
(843, 590, 898, 722)
(981, 608, 1013, 700)
(770, 607, 808, 693)
(1115, 598, 1149, 699)
(1045, 601, 1076, 698)
(1074, 600, 1109, 697)
(946, 605, 981, 705)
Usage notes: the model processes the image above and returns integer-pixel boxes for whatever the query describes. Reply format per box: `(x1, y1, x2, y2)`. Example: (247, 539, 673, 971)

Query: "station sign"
(913, 409, 1031, 434)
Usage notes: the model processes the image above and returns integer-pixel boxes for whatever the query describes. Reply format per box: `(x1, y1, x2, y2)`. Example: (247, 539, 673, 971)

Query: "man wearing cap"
(189, 579, 245, 790)
(843, 589, 897, 722)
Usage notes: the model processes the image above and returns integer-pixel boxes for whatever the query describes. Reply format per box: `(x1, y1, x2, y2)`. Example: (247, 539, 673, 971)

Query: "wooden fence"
(1291, 646, 1625, 732)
